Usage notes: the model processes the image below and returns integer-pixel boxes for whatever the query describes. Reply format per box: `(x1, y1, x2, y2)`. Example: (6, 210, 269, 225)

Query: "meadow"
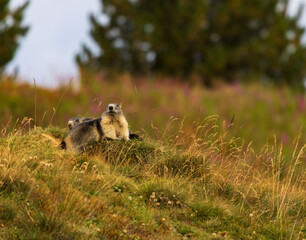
(0, 76, 305, 239)
(1, 75, 305, 150)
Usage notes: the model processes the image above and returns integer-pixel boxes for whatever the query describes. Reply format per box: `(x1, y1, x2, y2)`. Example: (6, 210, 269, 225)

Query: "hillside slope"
(0, 123, 305, 239)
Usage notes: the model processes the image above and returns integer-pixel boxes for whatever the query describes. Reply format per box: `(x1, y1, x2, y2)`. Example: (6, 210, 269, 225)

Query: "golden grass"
(1, 74, 305, 239)
(1, 115, 304, 239)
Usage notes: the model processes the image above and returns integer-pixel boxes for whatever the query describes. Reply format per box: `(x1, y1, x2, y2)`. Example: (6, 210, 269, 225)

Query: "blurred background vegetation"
(0, 0, 28, 75)
(76, 0, 306, 88)
(0, 0, 305, 152)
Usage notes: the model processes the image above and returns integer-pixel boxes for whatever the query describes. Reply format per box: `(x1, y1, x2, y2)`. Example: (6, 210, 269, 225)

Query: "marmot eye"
(116, 104, 119, 107)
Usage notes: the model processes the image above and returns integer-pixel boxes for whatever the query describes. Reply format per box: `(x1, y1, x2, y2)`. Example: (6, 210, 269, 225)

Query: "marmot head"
(67, 117, 92, 130)
(106, 103, 122, 115)
(67, 117, 81, 130)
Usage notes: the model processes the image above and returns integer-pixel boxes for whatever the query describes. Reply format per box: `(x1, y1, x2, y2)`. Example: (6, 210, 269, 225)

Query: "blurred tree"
(77, 0, 306, 88)
(203, 0, 306, 87)
(0, 0, 29, 75)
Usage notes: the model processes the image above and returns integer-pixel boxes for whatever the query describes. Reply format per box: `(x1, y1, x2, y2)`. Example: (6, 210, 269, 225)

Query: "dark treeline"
(76, 0, 306, 88)
(0, 0, 29, 74)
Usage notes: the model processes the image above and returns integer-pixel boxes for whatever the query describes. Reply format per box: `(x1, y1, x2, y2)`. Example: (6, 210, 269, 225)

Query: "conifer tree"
(77, 0, 306, 88)
(0, 0, 29, 75)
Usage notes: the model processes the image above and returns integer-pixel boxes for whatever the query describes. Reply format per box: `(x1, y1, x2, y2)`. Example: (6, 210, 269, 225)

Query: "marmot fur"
(60, 103, 130, 152)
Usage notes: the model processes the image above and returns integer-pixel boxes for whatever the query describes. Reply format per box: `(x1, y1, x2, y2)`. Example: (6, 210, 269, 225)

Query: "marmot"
(60, 103, 130, 152)
(67, 117, 141, 140)
(67, 117, 92, 130)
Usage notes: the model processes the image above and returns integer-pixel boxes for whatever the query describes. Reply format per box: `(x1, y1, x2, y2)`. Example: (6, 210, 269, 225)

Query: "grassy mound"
(0, 123, 305, 239)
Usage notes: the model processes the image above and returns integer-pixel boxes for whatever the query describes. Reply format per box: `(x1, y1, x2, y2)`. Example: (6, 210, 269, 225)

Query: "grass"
(0, 117, 304, 239)
(0, 76, 305, 239)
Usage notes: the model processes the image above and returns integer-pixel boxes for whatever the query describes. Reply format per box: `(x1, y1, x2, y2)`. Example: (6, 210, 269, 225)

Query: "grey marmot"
(60, 103, 130, 152)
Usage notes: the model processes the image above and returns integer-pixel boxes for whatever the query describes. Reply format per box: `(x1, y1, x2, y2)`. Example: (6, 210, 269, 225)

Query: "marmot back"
(61, 118, 102, 152)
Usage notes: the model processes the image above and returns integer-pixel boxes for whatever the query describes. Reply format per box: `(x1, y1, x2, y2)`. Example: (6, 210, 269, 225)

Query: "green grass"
(0, 122, 304, 239)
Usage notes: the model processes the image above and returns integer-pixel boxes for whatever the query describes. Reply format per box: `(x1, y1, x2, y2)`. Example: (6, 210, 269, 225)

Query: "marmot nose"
(109, 106, 113, 111)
